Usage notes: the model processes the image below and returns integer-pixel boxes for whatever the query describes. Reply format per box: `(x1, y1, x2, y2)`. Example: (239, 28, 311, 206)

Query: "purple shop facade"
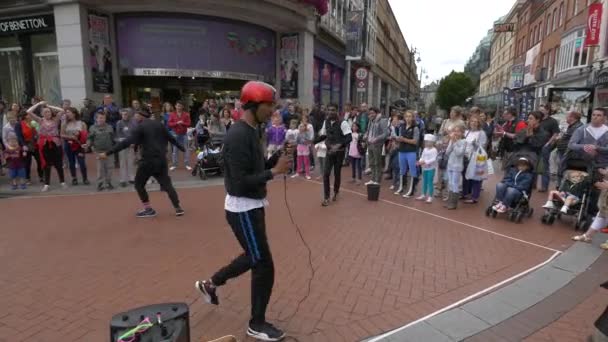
(116, 15, 276, 82)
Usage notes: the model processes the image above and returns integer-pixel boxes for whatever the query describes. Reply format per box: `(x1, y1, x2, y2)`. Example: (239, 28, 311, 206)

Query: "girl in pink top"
(349, 123, 363, 185)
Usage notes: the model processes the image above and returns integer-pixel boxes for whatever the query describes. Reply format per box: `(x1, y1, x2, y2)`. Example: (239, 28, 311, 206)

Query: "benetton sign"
(585, 3, 603, 47)
(0, 14, 54, 35)
(494, 23, 515, 33)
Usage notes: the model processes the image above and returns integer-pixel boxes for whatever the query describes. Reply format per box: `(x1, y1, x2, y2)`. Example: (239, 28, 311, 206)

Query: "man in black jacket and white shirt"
(195, 81, 290, 342)
(318, 103, 352, 207)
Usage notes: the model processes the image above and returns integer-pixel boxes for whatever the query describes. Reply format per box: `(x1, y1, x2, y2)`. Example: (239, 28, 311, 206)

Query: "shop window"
(34, 53, 61, 105)
(557, 29, 588, 73)
(0, 48, 25, 104)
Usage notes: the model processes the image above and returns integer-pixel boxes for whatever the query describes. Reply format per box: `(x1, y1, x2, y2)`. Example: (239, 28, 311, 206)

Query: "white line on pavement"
(365, 250, 561, 342)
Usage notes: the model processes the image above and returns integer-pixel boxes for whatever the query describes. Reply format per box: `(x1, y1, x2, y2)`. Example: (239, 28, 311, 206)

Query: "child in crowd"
(572, 168, 608, 249)
(266, 114, 286, 158)
(286, 119, 299, 175)
(349, 122, 363, 185)
(445, 126, 466, 209)
(292, 123, 312, 180)
(542, 170, 587, 214)
(3, 135, 27, 190)
(116, 109, 135, 187)
(314, 140, 327, 180)
(492, 157, 534, 213)
(435, 137, 448, 199)
(85, 111, 115, 191)
(417, 134, 438, 203)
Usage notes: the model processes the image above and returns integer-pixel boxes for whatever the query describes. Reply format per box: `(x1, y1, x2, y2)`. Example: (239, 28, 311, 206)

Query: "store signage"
(524, 43, 541, 86)
(279, 33, 299, 99)
(0, 14, 54, 35)
(494, 23, 515, 33)
(585, 3, 603, 47)
(88, 11, 113, 93)
(511, 64, 524, 88)
(132, 68, 266, 81)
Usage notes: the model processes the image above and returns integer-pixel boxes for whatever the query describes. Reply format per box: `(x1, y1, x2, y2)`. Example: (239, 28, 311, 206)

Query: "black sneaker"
(106, 183, 115, 190)
(247, 322, 285, 341)
(120, 182, 128, 188)
(72, 178, 78, 186)
(195, 280, 218, 305)
(136, 208, 157, 218)
(175, 207, 185, 217)
(128, 180, 135, 185)
(332, 193, 339, 202)
(97, 183, 104, 191)
(321, 199, 330, 207)
(83, 179, 90, 185)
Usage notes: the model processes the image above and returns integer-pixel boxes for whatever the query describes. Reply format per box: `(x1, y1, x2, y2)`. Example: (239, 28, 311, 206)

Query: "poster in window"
(279, 33, 298, 99)
(321, 62, 332, 105)
(313, 58, 320, 104)
(88, 11, 113, 93)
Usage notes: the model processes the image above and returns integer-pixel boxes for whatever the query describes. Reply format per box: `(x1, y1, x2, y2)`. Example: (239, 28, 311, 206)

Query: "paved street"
(1, 166, 595, 341)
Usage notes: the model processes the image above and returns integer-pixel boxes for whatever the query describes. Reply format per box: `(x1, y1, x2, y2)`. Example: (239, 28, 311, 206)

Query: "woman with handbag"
(462, 115, 488, 203)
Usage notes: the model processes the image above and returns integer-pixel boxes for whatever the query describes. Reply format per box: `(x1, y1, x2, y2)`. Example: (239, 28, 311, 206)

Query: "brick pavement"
(0, 172, 578, 342)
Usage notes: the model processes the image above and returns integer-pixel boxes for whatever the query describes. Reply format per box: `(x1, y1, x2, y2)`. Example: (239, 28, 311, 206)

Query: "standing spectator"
(439, 106, 466, 138)
(479, 111, 495, 156)
(231, 100, 243, 122)
(462, 115, 487, 204)
(388, 114, 402, 191)
(495, 107, 527, 169)
(80, 98, 96, 127)
(318, 103, 352, 207)
(310, 104, 326, 136)
(96, 94, 120, 167)
(301, 114, 315, 171)
(116, 108, 136, 187)
(445, 126, 467, 210)
(266, 114, 286, 158)
(365, 107, 389, 185)
(314, 140, 327, 180)
(161, 102, 174, 133)
(208, 114, 227, 146)
(2, 112, 17, 147)
(348, 122, 363, 184)
(220, 107, 233, 130)
(538, 104, 561, 192)
(86, 111, 115, 191)
(394, 111, 420, 197)
(15, 111, 43, 184)
(417, 134, 438, 203)
(61, 107, 89, 185)
(281, 103, 297, 128)
(556, 111, 583, 185)
(3, 135, 27, 190)
(358, 103, 369, 134)
(292, 123, 313, 180)
(27, 101, 67, 192)
(168, 101, 192, 171)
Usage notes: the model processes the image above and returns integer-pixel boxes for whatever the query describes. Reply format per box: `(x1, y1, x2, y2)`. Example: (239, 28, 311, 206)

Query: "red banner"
(585, 3, 603, 47)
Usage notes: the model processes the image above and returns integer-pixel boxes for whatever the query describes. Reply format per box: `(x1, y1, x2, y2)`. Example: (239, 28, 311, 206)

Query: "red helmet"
(240, 81, 276, 106)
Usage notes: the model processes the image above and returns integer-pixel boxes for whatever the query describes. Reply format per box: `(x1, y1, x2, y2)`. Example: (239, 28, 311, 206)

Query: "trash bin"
(367, 183, 380, 201)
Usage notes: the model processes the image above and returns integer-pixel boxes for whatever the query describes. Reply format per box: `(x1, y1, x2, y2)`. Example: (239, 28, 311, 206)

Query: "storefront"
(313, 39, 344, 108)
(0, 13, 60, 105)
(115, 14, 276, 111)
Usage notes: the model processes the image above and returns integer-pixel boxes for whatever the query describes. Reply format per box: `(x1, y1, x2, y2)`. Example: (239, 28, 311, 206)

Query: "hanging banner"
(523, 43, 541, 86)
(279, 33, 299, 99)
(88, 11, 114, 93)
(585, 3, 603, 47)
(502, 88, 517, 109)
(345, 10, 364, 60)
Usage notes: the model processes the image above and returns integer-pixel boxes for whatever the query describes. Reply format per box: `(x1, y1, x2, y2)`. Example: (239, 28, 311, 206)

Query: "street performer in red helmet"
(195, 81, 291, 341)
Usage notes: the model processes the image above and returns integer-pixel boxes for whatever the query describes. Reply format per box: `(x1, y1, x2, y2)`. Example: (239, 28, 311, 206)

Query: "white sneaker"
(403, 193, 412, 198)
(426, 197, 433, 204)
(290, 174, 299, 178)
(560, 206, 569, 214)
(389, 185, 395, 190)
(61, 182, 68, 189)
(416, 195, 426, 201)
(185, 166, 192, 171)
(305, 176, 311, 180)
(41, 185, 49, 192)
(169, 166, 177, 171)
(542, 201, 555, 209)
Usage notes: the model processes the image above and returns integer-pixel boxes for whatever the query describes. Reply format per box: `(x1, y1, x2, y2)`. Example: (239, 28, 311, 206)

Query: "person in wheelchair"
(542, 170, 588, 214)
(493, 157, 534, 213)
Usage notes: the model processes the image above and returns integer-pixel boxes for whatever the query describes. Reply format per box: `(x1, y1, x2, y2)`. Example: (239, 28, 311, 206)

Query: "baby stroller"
(192, 129, 224, 180)
(540, 156, 593, 230)
(485, 152, 537, 223)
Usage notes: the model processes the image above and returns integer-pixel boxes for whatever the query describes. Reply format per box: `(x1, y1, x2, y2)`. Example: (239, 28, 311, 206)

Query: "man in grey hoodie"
(364, 107, 389, 185)
(568, 107, 608, 218)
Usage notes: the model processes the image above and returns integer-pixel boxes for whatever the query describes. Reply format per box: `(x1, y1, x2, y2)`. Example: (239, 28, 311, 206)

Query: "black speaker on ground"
(110, 302, 190, 342)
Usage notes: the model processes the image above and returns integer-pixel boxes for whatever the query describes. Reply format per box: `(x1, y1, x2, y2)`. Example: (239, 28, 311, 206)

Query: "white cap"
(424, 134, 436, 142)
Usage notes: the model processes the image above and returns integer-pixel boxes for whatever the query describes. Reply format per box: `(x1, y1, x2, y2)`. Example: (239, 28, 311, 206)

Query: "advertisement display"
(279, 33, 299, 99)
(502, 88, 517, 109)
(116, 16, 276, 82)
(321, 63, 332, 105)
(88, 11, 113, 93)
(585, 3, 603, 47)
(523, 43, 541, 86)
(510, 64, 524, 88)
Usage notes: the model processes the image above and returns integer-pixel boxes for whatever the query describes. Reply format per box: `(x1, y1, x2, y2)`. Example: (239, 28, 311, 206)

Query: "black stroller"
(485, 151, 537, 223)
(192, 128, 224, 180)
(541, 155, 593, 230)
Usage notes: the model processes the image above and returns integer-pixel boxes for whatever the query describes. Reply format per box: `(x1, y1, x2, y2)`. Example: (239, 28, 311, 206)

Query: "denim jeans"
(350, 157, 362, 180)
(495, 182, 523, 207)
(540, 144, 553, 191)
(172, 133, 190, 167)
(64, 142, 87, 181)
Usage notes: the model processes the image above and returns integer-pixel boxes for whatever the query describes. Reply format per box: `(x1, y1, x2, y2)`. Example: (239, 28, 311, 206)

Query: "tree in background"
(435, 71, 476, 110)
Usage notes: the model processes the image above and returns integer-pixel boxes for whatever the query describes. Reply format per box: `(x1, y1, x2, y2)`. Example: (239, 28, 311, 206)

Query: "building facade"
(0, 0, 417, 113)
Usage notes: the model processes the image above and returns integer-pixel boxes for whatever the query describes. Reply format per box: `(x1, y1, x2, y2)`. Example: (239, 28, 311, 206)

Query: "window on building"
(559, 2, 564, 26)
(543, 53, 548, 68)
(552, 9, 558, 31)
(546, 15, 551, 36)
(557, 29, 588, 73)
(539, 21, 543, 38)
(528, 29, 533, 47)
(573, 0, 578, 15)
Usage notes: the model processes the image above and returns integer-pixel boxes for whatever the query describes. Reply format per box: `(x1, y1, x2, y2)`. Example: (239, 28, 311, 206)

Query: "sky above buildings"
(388, 0, 515, 86)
